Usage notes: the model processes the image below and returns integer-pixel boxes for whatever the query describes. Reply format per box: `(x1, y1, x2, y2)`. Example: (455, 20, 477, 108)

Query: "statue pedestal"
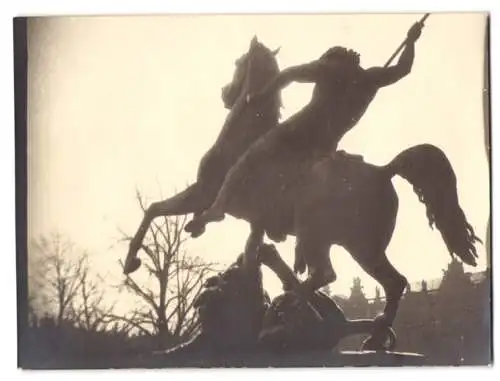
(331, 351, 426, 367)
(130, 349, 426, 368)
(253, 350, 426, 368)
(123, 253, 427, 369)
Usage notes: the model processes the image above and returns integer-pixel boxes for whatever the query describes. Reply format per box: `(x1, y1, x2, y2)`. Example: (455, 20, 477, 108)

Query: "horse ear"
(272, 46, 281, 56)
(250, 35, 259, 47)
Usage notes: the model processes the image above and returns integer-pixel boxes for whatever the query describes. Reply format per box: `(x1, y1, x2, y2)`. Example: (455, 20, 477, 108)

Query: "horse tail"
(384, 143, 481, 267)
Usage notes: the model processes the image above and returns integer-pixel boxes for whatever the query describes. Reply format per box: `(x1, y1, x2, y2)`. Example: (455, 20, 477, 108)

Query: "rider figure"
(186, 21, 424, 239)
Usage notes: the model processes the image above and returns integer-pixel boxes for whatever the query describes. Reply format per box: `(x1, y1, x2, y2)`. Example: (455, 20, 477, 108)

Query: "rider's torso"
(308, 65, 378, 147)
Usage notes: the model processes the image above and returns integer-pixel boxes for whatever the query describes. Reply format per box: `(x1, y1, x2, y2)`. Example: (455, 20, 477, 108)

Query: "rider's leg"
(185, 153, 256, 235)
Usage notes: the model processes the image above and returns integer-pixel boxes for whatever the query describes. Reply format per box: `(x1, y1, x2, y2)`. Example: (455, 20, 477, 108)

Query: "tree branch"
(104, 313, 153, 337)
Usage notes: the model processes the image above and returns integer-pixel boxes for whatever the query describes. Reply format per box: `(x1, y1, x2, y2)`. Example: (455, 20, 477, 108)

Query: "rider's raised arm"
(364, 21, 422, 88)
(364, 40, 415, 88)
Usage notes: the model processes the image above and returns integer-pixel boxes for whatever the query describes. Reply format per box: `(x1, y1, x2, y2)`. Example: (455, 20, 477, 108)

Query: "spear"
(384, 13, 430, 68)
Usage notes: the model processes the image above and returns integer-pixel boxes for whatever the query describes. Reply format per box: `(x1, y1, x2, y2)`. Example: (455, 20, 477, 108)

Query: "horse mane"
(244, 40, 283, 119)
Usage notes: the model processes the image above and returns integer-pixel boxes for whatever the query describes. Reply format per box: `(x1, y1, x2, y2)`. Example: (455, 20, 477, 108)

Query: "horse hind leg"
(351, 249, 408, 349)
(124, 182, 209, 274)
(370, 255, 407, 325)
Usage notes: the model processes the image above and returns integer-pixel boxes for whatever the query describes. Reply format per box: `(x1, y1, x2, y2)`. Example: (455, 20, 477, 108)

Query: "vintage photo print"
(15, 12, 491, 368)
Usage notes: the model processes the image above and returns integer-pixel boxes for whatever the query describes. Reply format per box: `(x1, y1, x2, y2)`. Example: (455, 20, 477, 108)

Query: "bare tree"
(27, 242, 47, 326)
(29, 233, 83, 325)
(29, 233, 115, 331)
(114, 191, 218, 346)
(70, 256, 116, 332)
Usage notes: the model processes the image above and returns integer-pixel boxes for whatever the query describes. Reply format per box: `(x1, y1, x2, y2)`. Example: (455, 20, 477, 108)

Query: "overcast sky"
(27, 13, 489, 304)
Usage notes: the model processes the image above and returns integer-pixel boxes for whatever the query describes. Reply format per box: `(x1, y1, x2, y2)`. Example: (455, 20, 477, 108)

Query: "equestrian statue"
(123, 14, 481, 353)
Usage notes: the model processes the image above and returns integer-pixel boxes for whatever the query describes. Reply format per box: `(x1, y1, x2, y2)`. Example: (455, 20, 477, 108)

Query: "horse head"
(221, 36, 281, 110)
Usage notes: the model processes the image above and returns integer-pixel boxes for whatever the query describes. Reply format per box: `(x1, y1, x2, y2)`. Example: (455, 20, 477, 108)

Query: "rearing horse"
(123, 37, 282, 275)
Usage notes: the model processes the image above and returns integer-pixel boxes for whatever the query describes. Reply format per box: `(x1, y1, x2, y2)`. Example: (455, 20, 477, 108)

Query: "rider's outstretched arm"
(253, 61, 324, 98)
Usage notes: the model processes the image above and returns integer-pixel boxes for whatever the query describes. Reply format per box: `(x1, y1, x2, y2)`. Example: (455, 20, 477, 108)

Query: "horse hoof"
(123, 257, 142, 275)
(185, 220, 206, 238)
(361, 336, 382, 351)
(361, 327, 397, 352)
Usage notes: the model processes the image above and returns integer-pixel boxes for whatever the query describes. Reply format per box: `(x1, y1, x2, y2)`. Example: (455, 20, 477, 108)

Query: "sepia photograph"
(14, 11, 491, 369)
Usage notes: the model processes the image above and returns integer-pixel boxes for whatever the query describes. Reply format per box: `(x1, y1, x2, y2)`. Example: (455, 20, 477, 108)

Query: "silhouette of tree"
(440, 258, 472, 293)
(370, 286, 384, 316)
(70, 256, 116, 332)
(374, 286, 381, 300)
(113, 191, 218, 348)
(349, 277, 364, 298)
(406, 283, 412, 294)
(29, 233, 116, 330)
(29, 233, 87, 325)
(435, 258, 475, 363)
(28, 245, 46, 325)
(347, 277, 369, 319)
(421, 280, 428, 293)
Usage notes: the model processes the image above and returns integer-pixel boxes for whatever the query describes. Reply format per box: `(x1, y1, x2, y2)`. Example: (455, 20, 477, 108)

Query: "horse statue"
(123, 36, 281, 275)
(124, 37, 481, 350)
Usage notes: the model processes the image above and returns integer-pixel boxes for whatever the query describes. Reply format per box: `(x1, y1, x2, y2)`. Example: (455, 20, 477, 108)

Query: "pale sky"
(27, 13, 489, 306)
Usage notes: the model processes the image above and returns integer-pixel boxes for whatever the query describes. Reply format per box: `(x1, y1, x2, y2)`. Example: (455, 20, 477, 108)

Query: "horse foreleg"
(123, 182, 208, 275)
(257, 243, 301, 291)
(259, 235, 335, 294)
(242, 225, 265, 269)
(296, 237, 336, 295)
(257, 243, 325, 322)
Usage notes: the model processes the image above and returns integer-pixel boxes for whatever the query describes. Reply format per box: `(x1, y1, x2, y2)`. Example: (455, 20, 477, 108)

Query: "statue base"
(129, 349, 426, 368)
(330, 351, 426, 367)
(116, 248, 426, 369)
